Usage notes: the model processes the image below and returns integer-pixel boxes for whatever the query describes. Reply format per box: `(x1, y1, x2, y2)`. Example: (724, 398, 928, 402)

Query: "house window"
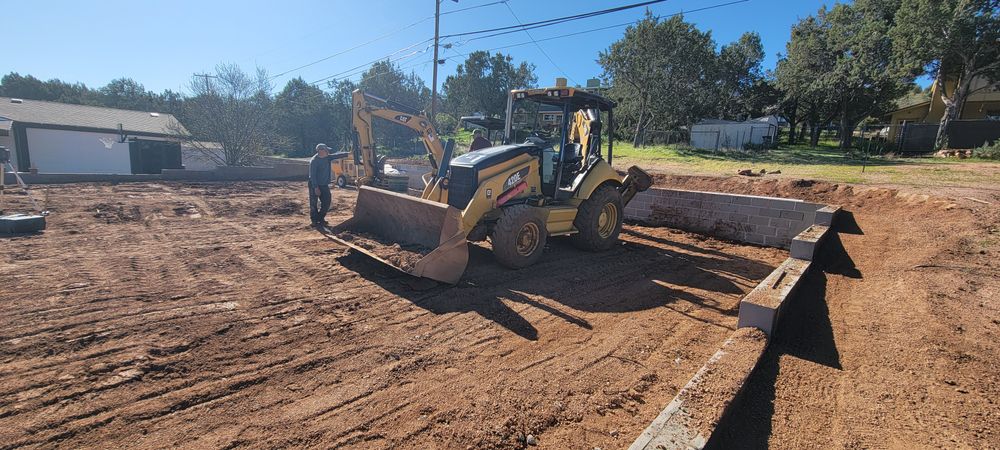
(986, 110, 1000, 121)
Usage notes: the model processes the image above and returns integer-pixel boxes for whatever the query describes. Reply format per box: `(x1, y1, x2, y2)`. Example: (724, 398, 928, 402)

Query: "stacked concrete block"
(737, 257, 811, 336)
(625, 188, 825, 249)
(790, 225, 831, 261)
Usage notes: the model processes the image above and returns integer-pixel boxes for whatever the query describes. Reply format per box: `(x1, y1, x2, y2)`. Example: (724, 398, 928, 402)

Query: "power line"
(501, 1, 577, 86)
(267, 0, 507, 81)
(440, 0, 670, 39)
(445, 0, 750, 64)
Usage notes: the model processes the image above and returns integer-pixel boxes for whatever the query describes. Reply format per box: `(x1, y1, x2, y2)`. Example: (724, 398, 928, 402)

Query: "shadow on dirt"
(335, 230, 778, 341)
(708, 224, 858, 449)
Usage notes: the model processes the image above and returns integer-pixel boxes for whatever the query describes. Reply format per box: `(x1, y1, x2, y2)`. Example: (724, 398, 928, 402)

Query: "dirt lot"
(0, 181, 784, 449)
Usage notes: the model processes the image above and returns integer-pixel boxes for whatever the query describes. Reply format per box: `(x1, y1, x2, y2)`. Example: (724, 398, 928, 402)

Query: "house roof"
(0, 97, 187, 136)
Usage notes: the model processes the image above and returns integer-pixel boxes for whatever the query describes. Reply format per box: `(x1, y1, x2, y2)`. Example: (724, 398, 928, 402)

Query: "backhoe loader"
(328, 85, 652, 284)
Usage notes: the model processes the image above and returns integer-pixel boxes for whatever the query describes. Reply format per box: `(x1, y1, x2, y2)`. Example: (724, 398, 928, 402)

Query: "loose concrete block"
(815, 205, 841, 226)
(738, 257, 810, 336)
(789, 225, 830, 261)
(779, 209, 805, 221)
(629, 328, 769, 450)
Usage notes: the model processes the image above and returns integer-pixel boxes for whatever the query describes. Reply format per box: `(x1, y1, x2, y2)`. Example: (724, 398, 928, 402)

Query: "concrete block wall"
(626, 188, 825, 249)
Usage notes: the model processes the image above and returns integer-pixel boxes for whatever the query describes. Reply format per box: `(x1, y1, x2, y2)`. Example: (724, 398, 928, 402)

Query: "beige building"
(884, 76, 1000, 141)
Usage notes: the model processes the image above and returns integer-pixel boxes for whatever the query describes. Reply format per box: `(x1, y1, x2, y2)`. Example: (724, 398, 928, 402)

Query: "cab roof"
(510, 87, 616, 111)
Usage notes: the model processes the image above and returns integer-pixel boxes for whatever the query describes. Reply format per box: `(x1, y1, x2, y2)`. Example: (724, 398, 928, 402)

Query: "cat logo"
(394, 114, 412, 123)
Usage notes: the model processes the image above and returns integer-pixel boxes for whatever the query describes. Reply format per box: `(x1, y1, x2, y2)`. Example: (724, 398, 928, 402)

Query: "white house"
(0, 97, 203, 174)
(690, 116, 779, 151)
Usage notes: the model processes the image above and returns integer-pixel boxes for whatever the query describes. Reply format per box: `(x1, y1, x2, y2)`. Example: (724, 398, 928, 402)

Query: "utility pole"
(431, 0, 442, 123)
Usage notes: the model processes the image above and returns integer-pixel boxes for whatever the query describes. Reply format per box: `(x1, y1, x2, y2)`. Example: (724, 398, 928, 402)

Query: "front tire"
(491, 205, 547, 269)
(572, 184, 624, 251)
(336, 175, 348, 188)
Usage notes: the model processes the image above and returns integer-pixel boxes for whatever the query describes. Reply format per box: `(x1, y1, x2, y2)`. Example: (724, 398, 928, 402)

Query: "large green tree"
(273, 77, 347, 157)
(777, 1, 910, 149)
(442, 51, 537, 119)
(892, 0, 1000, 148)
(716, 32, 767, 120)
(599, 13, 717, 146)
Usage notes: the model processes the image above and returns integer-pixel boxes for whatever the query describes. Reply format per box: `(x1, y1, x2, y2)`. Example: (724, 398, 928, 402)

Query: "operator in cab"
(308, 143, 347, 228)
(469, 129, 491, 152)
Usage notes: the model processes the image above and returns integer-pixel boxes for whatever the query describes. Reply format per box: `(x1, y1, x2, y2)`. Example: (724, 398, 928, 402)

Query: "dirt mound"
(91, 202, 141, 223)
(250, 198, 303, 216)
(335, 231, 429, 271)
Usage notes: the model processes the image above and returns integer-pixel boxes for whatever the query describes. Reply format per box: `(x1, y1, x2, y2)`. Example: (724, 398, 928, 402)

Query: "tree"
(717, 32, 766, 120)
(600, 13, 717, 146)
(776, 2, 910, 149)
(350, 60, 433, 154)
(173, 64, 275, 166)
(99, 78, 160, 111)
(892, 0, 1000, 148)
(273, 77, 346, 157)
(442, 51, 537, 118)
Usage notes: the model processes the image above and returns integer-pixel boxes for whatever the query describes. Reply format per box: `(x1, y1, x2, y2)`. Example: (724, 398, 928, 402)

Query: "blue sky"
(7, 0, 834, 94)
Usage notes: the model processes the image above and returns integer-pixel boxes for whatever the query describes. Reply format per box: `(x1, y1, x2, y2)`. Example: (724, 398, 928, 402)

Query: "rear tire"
(572, 184, 624, 251)
(491, 205, 547, 269)
(336, 175, 348, 188)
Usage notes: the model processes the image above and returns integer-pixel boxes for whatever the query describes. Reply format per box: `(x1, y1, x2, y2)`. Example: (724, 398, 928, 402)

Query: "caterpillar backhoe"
(329, 85, 651, 284)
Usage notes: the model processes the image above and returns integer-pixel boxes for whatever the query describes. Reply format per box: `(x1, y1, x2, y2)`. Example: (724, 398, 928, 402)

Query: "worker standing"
(469, 129, 491, 152)
(308, 143, 341, 228)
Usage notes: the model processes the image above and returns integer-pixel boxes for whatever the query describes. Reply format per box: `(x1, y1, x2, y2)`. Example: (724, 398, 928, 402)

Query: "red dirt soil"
(0, 181, 783, 449)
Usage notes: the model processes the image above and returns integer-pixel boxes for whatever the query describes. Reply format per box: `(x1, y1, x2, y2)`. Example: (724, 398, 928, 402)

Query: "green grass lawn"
(612, 141, 1000, 187)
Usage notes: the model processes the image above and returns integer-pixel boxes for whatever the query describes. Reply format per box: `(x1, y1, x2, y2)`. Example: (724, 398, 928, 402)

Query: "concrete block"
(779, 209, 805, 221)
(815, 205, 841, 226)
(744, 232, 766, 245)
(737, 257, 811, 336)
(795, 201, 823, 212)
(629, 328, 769, 450)
(760, 208, 782, 218)
(0, 214, 46, 234)
(768, 198, 797, 211)
(763, 235, 791, 248)
(736, 205, 758, 216)
(749, 216, 770, 226)
(769, 217, 791, 229)
(789, 225, 831, 260)
(733, 196, 754, 205)
(750, 197, 772, 207)
(752, 225, 777, 236)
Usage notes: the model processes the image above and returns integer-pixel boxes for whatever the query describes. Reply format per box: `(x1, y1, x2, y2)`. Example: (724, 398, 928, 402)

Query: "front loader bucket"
(328, 186, 469, 284)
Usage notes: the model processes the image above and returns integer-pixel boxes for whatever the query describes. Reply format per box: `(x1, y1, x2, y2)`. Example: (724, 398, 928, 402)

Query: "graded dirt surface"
(0, 181, 783, 449)
(642, 174, 999, 448)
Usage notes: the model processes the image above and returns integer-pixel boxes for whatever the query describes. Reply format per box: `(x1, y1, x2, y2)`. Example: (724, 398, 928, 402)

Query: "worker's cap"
(315, 143, 332, 152)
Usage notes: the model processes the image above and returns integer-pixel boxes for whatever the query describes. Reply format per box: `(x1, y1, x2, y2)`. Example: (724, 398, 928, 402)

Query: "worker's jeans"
(309, 183, 332, 224)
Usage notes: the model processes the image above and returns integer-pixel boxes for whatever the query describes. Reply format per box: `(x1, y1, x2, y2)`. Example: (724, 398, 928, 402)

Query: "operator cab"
(504, 86, 616, 201)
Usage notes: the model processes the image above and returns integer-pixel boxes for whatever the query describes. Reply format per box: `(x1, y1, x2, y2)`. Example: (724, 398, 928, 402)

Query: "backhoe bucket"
(328, 186, 469, 284)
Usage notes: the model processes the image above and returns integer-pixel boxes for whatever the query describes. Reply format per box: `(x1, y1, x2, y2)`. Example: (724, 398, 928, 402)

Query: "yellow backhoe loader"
(329, 86, 651, 284)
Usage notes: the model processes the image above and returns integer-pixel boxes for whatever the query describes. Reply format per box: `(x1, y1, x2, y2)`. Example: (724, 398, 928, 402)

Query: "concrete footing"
(630, 189, 842, 449)
(629, 328, 769, 450)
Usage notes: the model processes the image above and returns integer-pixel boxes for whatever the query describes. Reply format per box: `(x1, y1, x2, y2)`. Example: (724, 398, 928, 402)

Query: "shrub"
(434, 113, 458, 135)
(972, 141, 1000, 160)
